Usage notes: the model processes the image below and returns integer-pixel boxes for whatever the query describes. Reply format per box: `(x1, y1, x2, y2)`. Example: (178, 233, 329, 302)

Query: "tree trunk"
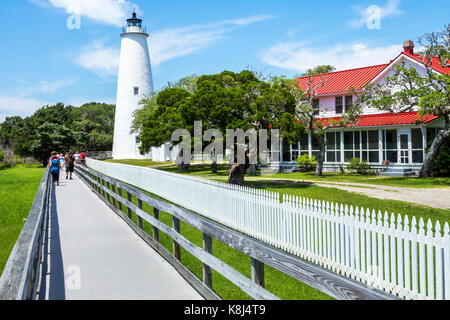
(227, 145, 249, 185)
(315, 136, 326, 176)
(228, 163, 246, 185)
(419, 125, 450, 178)
(176, 148, 190, 172)
(248, 164, 257, 176)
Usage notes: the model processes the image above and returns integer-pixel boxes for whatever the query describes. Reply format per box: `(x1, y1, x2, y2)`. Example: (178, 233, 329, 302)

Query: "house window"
(311, 135, 321, 159)
(312, 99, 320, 116)
(361, 130, 380, 163)
(299, 134, 309, 156)
(134, 87, 139, 95)
(291, 143, 299, 161)
(282, 139, 291, 162)
(343, 131, 361, 162)
(325, 132, 341, 163)
(382, 130, 398, 163)
(335, 97, 343, 115)
(411, 128, 424, 163)
(426, 128, 438, 148)
(345, 96, 353, 112)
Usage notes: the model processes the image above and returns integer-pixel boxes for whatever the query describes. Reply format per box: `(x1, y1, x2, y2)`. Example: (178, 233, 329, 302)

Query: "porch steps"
(379, 168, 417, 177)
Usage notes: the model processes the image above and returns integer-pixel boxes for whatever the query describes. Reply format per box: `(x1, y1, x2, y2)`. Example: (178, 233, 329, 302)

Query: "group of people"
(48, 150, 86, 186)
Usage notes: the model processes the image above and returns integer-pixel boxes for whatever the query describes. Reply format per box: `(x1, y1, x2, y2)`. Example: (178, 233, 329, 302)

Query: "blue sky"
(0, 0, 448, 121)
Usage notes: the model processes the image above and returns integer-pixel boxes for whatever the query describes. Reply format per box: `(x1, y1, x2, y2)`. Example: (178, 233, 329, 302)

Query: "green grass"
(0, 165, 46, 274)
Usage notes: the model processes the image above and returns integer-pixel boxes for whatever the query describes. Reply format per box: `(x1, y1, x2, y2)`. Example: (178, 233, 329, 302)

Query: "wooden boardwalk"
(38, 173, 203, 300)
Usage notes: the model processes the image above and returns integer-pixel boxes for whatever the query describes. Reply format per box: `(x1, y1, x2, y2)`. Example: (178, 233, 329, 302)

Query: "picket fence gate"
(86, 158, 450, 300)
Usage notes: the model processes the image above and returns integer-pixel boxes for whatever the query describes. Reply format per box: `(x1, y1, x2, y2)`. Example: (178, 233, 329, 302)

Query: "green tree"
(302, 65, 336, 76)
(31, 122, 78, 165)
(137, 70, 304, 183)
(72, 102, 116, 151)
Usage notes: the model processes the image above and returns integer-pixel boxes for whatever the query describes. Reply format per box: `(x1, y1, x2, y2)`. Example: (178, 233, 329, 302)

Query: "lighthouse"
(112, 12, 153, 160)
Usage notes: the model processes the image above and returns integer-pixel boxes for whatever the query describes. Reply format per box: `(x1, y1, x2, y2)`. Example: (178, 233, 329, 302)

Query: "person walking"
(48, 151, 61, 186)
(80, 151, 86, 166)
(75, 151, 81, 165)
(59, 153, 65, 172)
(65, 151, 76, 180)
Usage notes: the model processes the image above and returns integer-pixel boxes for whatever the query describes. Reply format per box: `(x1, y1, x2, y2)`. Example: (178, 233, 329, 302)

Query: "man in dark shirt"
(65, 152, 76, 180)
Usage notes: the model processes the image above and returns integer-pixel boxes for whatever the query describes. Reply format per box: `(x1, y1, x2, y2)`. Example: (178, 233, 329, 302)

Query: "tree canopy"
(302, 65, 336, 76)
(0, 102, 115, 165)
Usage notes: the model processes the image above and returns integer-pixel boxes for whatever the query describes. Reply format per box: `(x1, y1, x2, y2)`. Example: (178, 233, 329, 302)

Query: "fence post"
(203, 233, 213, 289)
(106, 181, 111, 203)
(111, 185, 117, 208)
(153, 208, 159, 242)
(137, 199, 143, 229)
(127, 192, 132, 220)
(173, 216, 181, 261)
(251, 258, 265, 288)
(117, 188, 123, 212)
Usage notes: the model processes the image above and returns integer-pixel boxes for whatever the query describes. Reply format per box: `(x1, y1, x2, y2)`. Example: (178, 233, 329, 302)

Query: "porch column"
(308, 134, 312, 158)
(421, 126, 427, 162)
(378, 129, 383, 164)
(340, 131, 344, 163)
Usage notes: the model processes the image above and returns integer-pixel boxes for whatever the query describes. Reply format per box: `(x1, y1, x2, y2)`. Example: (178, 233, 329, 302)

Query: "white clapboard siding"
(87, 158, 450, 300)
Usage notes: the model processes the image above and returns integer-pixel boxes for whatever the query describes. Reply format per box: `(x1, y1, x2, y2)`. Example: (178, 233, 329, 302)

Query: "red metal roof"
(313, 111, 439, 128)
(295, 64, 389, 96)
(402, 51, 450, 75)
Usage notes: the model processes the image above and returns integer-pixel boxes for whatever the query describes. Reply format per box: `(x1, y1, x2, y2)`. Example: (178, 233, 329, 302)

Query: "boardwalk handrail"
(0, 168, 51, 300)
(75, 164, 397, 300)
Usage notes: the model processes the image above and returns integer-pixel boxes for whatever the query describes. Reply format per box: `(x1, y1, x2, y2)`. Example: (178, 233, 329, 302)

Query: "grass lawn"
(0, 165, 46, 274)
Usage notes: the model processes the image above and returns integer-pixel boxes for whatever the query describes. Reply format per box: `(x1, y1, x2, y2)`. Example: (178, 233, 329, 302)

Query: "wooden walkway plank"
(40, 174, 204, 300)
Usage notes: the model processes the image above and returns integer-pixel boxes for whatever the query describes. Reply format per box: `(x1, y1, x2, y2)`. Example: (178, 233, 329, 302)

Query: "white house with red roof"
(275, 40, 448, 176)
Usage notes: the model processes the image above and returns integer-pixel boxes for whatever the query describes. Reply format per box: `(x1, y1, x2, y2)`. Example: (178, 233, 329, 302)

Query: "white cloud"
(21, 78, 77, 97)
(30, 0, 138, 26)
(261, 41, 403, 73)
(74, 15, 273, 76)
(349, 0, 404, 28)
(74, 40, 121, 77)
(0, 96, 50, 122)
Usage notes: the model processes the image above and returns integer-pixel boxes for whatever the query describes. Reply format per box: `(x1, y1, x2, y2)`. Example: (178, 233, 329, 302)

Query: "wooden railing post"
(106, 181, 111, 203)
(137, 199, 143, 229)
(173, 216, 181, 261)
(153, 208, 159, 242)
(251, 258, 265, 288)
(127, 192, 132, 219)
(111, 184, 117, 208)
(117, 187, 123, 212)
(203, 233, 213, 289)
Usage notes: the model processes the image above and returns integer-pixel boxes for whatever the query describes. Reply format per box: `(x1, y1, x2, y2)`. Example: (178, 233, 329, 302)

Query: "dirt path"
(246, 177, 450, 210)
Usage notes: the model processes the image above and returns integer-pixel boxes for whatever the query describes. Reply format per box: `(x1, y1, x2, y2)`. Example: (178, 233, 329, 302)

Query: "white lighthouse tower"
(112, 12, 153, 160)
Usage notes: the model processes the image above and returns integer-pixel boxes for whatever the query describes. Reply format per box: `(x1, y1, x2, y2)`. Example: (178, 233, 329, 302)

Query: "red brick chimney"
(403, 40, 415, 54)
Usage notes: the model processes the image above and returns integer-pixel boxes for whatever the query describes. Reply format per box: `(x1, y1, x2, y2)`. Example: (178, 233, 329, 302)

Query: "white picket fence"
(86, 158, 450, 300)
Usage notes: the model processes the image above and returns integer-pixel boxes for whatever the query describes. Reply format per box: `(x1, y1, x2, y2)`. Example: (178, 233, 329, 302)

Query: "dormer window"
(335, 97, 343, 114)
(345, 96, 353, 112)
(312, 99, 320, 116)
(134, 87, 139, 95)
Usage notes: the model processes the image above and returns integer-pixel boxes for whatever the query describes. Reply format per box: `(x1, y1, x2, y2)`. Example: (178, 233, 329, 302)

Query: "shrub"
(347, 158, 372, 175)
(0, 149, 4, 162)
(432, 139, 450, 177)
(296, 154, 317, 172)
